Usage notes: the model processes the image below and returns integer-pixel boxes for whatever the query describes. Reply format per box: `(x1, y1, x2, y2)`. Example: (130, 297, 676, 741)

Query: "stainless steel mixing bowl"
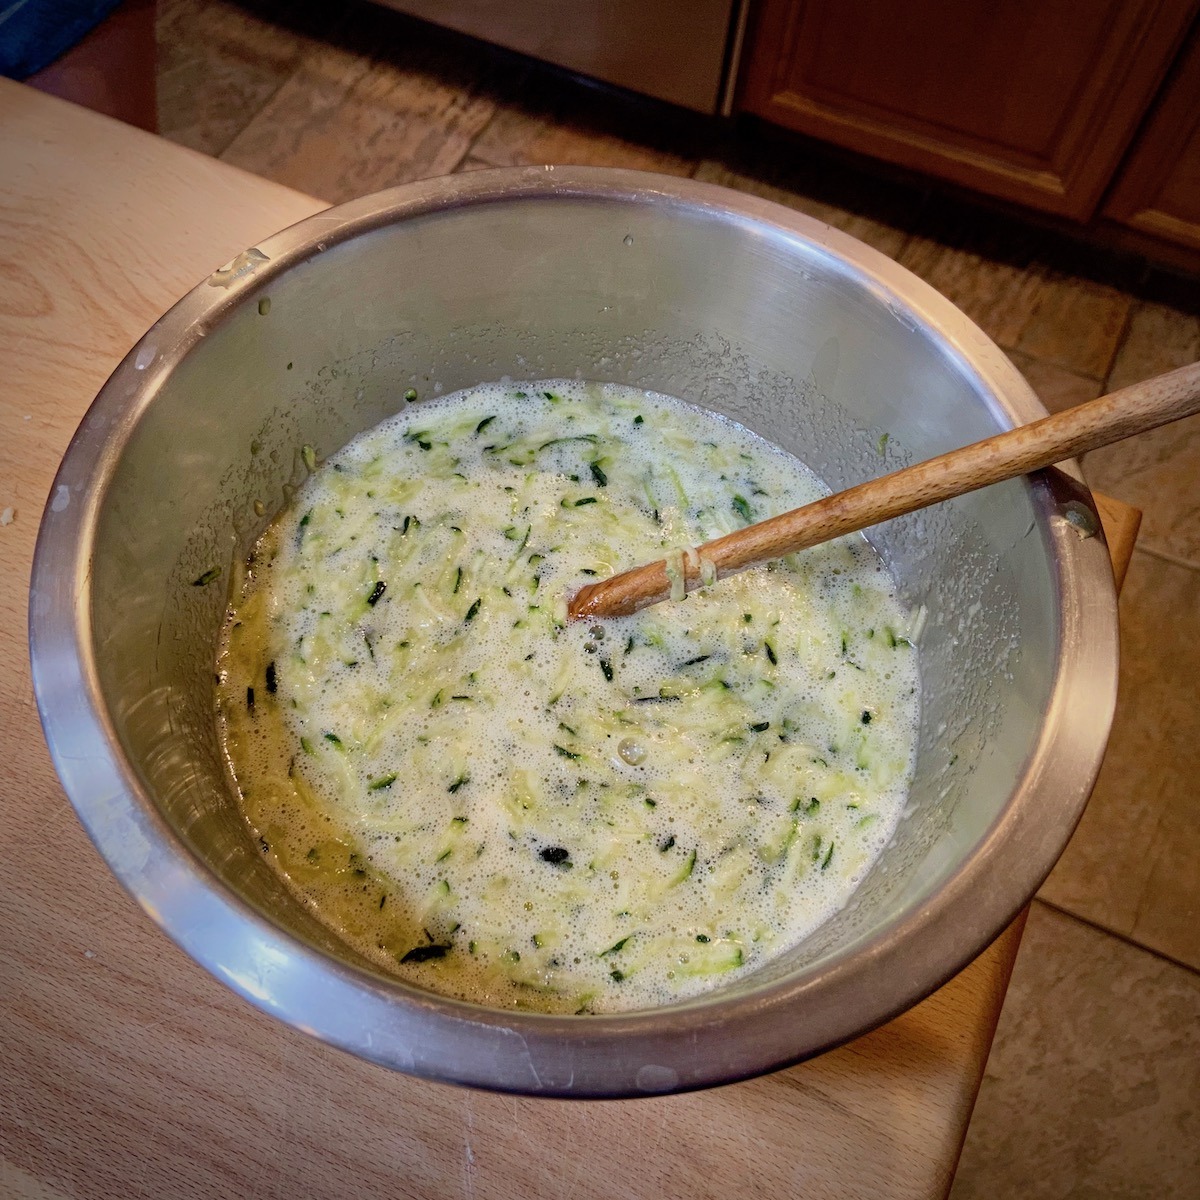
(30, 167, 1118, 1098)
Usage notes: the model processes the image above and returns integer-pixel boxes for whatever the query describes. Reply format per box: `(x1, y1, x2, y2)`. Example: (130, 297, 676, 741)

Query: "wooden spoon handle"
(569, 360, 1200, 621)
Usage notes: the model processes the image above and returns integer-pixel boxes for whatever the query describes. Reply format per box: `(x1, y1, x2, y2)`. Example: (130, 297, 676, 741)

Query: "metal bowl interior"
(29, 168, 1118, 1097)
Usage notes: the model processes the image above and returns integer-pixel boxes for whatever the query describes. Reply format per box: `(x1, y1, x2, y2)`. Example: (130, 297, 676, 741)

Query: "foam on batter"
(217, 381, 921, 1013)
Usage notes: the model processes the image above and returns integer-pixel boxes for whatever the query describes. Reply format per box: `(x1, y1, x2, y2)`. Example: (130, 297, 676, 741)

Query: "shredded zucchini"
(217, 380, 920, 1014)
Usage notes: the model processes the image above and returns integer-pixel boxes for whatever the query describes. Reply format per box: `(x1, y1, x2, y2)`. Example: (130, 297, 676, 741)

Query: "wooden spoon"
(568, 360, 1200, 621)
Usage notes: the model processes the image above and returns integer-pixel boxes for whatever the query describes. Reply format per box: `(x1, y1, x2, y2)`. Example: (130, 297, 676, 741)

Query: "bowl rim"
(28, 166, 1119, 1097)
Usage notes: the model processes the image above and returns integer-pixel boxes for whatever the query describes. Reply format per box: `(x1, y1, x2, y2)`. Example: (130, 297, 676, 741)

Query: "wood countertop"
(0, 79, 1140, 1200)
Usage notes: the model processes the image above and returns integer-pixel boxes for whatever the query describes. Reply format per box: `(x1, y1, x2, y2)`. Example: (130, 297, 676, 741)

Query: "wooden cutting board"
(0, 79, 1139, 1200)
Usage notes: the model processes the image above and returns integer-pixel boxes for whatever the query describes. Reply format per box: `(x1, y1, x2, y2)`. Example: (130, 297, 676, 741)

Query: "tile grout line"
(1132, 542, 1200, 573)
(1099, 296, 1139, 396)
(458, 107, 503, 173)
(1104, 553, 1195, 957)
(155, 6, 313, 164)
(1032, 896, 1200, 977)
(209, 67, 297, 160)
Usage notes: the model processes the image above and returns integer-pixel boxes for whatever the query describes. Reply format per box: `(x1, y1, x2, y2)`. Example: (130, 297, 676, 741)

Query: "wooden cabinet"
(1103, 22, 1200, 256)
(738, 0, 1199, 221)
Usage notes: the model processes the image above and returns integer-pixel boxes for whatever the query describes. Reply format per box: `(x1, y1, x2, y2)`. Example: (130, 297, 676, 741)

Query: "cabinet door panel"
(739, 0, 1199, 219)
(1104, 23, 1200, 253)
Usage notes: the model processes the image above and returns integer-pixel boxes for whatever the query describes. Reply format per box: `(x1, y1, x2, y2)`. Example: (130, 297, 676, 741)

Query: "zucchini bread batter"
(217, 380, 920, 1013)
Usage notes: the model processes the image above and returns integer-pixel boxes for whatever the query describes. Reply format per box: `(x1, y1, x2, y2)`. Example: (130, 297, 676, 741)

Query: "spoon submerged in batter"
(569, 360, 1200, 621)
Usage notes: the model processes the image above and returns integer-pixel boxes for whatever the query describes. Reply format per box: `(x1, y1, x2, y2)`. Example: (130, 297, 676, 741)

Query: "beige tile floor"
(157, 2, 1200, 1194)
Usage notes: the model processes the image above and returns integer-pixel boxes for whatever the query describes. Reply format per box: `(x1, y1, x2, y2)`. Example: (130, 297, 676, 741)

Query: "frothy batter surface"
(217, 381, 920, 1013)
